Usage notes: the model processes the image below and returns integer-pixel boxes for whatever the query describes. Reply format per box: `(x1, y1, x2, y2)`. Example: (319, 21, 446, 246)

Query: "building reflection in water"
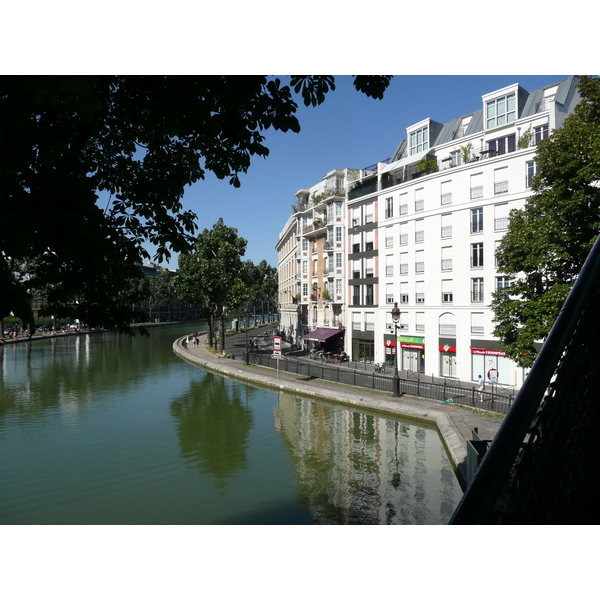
(274, 392, 462, 525)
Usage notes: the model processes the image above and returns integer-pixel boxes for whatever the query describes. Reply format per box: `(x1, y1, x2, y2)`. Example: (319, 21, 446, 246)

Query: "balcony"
(494, 180, 509, 195)
(439, 324, 456, 336)
(470, 186, 483, 200)
(348, 178, 378, 201)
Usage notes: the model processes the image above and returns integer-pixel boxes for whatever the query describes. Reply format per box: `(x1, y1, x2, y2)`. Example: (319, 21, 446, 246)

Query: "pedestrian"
(478, 375, 485, 402)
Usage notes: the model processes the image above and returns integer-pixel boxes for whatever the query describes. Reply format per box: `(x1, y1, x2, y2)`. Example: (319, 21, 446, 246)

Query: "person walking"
(478, 375, 485, 402)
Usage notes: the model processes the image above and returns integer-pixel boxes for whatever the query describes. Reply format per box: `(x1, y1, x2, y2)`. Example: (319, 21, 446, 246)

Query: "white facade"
(346, 76, 581, 389)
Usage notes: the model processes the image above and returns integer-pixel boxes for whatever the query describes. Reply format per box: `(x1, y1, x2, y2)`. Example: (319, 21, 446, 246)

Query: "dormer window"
(410, 126, 429, 155)
(486, 93, 516, 129)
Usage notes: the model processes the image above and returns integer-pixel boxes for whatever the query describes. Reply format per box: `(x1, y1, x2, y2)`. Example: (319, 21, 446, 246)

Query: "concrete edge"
(173, 335, 468, 482)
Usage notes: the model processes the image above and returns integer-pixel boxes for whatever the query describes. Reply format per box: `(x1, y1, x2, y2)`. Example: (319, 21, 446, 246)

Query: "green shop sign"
(399, 336, 424, 344)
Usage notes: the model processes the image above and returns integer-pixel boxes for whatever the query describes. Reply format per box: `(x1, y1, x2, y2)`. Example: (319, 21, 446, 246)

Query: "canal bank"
(173, 327, 505, 489)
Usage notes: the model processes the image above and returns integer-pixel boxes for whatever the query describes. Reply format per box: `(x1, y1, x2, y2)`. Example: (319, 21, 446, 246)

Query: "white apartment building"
(347, 76, 581, 388)
(276, 169, 359, 351)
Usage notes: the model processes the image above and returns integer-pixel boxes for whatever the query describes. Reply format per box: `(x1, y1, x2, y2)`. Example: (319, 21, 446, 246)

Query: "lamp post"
(244, 306, 250, 365)
(391, 302, 401, 397)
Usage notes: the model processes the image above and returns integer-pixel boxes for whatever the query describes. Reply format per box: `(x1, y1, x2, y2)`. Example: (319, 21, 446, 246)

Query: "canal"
(0, 323, 463, 524)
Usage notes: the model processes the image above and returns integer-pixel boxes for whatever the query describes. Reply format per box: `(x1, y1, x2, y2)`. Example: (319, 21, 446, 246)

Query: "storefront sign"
(471, 348, 506, 357)
(439, 345, 456, 353)
(399, 336, 424, 350)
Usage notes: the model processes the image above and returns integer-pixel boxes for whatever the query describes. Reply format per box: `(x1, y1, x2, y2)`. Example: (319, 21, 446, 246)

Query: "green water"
(0, 324, 462, 524)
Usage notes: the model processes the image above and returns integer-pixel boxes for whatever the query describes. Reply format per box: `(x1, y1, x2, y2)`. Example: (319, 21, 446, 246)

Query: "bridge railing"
(450, 234, 600, 524)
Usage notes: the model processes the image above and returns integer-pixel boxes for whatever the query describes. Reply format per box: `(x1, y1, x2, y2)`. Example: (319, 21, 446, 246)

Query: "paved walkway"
(175, 324, 506, 489)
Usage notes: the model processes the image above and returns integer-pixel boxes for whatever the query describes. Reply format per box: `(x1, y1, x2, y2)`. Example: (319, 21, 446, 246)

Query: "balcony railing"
(470, 186, 483, 200)
(441, 226, 452, 238)
(439, 324, 456, 336)
(441, 192, 453, 205)
(494, 180, 509, 195)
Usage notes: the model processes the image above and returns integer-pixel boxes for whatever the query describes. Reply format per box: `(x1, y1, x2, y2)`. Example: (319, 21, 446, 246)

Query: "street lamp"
(244, 306, 250, 365)
(391, 301, 401, 397)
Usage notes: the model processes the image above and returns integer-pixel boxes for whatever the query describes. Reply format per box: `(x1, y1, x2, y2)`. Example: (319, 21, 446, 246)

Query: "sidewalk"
(175, 324, 505, 489)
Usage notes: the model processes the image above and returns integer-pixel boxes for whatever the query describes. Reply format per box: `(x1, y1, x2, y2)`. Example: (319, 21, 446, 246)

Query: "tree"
(175, 219, 249, 353)
(492, 76, 600, 367)
(0, 75, 391, 334)
(143, 269, 175, 322)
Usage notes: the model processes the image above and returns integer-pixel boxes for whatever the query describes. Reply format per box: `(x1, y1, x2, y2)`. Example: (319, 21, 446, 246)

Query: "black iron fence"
(250, 352, 513, 414)
(450, 233, 600, 524)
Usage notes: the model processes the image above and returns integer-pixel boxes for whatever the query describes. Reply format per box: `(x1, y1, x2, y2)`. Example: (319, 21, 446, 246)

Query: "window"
(365, 284, 374, 306)
(385, 197, 393, 219)
(335, 279, 342, 296)
(365, 230, 374, 252)
(471, 312, 484, 335)
(471, 243, 484, 268)
(302, 238, 308, 252)
(440, 180, 452, 205)
(415, 219, 424, 243)
(470, 172, 483, 199)
(364, 203, 374, 224)
(302, 260, 308, 274)
(534, 124, 549, 144)
(399, 222, 408, 246)
(400, 252, 408, 275)
(353, 286, 360, 305)
(385, 226, 394, 248)
(302, 283, 308, 297)
(415, 250, 424, 274)
(335, 202, 342, 217)
(410, 126, 429, 155)
(336, 253, 342, 269)
(365, 312, 375, 331)
(495, 204, 509, 230)
(415, 312, 425, 332)
(488, 134, 516, 156)
(441, 246, 453, 271)
(471, 277, 484, 302)
(486, 93, 516, 129)
(386, 254, 393, 277)
(335, 227, 342, 243)
(386, 283, 394, 304)
(496, 276, 511, 297)
(400, 282, 409, 304)
(352, 207, 361, 227)
(450, 150, 462, 167)
(415, 188, 424, 212)
(352, 260, 361, 280)
(441, 213, 452, 239)
(399, 193, 408, 215)
(442, 279, 453, 303)
(416, 281, 424, 304)
(471, 208, 483, 233)
(494, 167, 508, 195)
(352, 312, 361, 330)
(526, 160, 539, 187)
(352, 233, 360, 254)
(365, 257, 374, 278)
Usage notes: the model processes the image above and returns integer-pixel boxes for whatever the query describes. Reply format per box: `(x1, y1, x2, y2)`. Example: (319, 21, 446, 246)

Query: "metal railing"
(247, 353, 515, 414)
(450, 233, 600, 524)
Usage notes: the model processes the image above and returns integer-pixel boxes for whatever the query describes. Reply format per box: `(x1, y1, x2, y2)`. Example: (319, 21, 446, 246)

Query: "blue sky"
(157, 75, 567, 270)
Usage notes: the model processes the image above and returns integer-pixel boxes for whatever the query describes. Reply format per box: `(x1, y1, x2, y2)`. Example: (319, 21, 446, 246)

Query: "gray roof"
(389, 77, 576, 155)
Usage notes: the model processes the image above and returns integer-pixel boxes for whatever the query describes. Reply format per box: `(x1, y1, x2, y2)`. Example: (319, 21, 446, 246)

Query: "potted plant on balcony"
(293, 292, 300, 304)
(418, 158, 438, 175)
(322, 289, 331, 301)
(460, 142, 473, 164)
(518, 127, 533, 149)
(313, 217, 324, 228)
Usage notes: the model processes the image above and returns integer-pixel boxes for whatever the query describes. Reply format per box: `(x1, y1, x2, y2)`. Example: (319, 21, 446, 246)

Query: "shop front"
(471, 347, 511, 385)
(439, 343, 457, 377)
(400, 336, 425, 373)
(383, 339, 397, 367)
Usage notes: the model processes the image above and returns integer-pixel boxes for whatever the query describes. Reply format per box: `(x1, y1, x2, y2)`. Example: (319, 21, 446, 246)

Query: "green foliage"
(0, 75, 391, 333)
(418, 158, 439, 174)
(492, 76, 600, 367)
(518, 127, 532, 149)
(461, 142, 473, 164)
(175, 219, 248, 352)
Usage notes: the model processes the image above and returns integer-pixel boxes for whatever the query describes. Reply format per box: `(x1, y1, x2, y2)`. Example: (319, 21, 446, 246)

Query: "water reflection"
(169, 372, 254, 488)
(274, 392, 461, 524)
